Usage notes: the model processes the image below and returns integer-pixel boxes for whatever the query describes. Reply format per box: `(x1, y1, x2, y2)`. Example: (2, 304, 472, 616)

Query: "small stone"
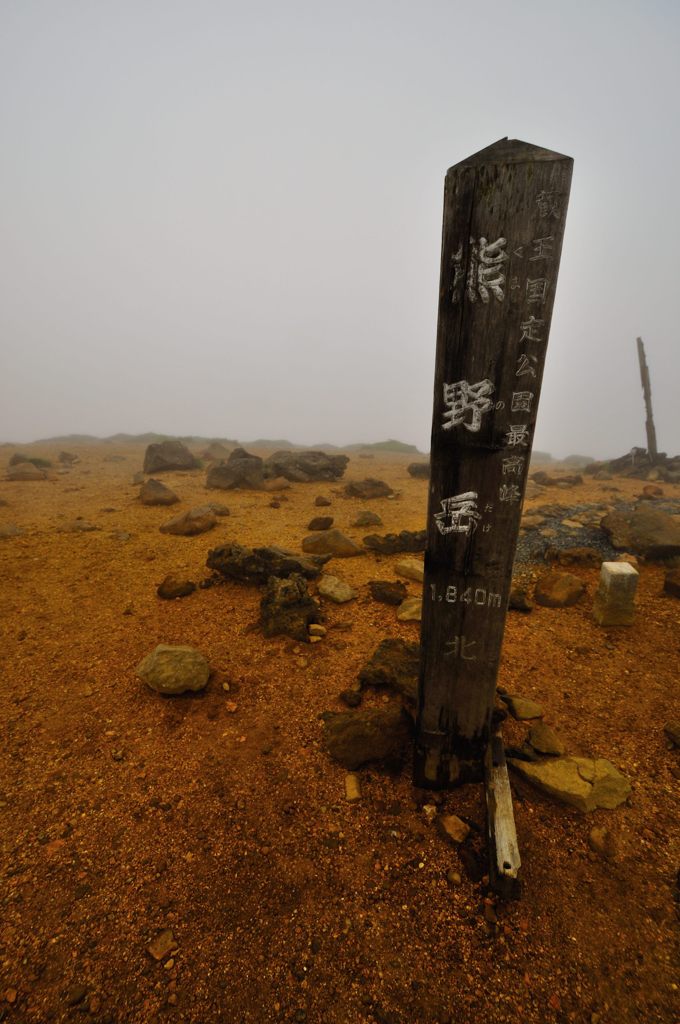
(302, 529, 364, 558)
(314, 496, 331, 507)
(159, 506, 217, 537)
(394, 558, 424, 583)
(501, 694, 544, 720)
(309, 635, 322, 644)
(164, 958, 175, 970)
(397, 596, 422, 622)
(350, 510, 383, 528)
(148, 928, 175, 961)
(437, 814, 471, 845)
(345, 773, 361, 803)
(167, 993, 178, 1005)
(593, 561, 639, 626)
(663, 721, 680, 746)
(446, 869, 462, 886)
(369, 580, 408, 606)
(534, 572, 585, 608)
(528, 722, 565, 756)
(136, 645, 210, 695)
(588, 826, 619, 861)
(317, 574, 356, 604)
(422, 803, 438, 824)
(307, 516, 333, 531)
(157, 576, 197, 600)
(65, 984, 88, 1007)
(139, 479, 179, 507)
(308, 624, 327, 637)
(5, 988, 17, 1004)
(508, 587, 533, 612)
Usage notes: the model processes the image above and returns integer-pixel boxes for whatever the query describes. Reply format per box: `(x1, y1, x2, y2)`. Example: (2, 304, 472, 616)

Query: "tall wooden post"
(636, 336, 658, 463)
(414, 139, 573, 788)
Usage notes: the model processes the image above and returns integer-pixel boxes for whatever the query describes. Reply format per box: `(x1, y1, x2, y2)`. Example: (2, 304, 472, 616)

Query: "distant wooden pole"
(414, 138, 573, 788)
(636, 337, 658, 462)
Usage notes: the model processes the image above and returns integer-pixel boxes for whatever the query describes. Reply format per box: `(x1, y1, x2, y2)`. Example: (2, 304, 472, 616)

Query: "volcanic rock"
(264, 450, 348, 483)
(157, 576, 197, 600)
(509, 756, 631, 812)
(531, 471, 583, 487)
(407, 462, 430, 479)
(58, 451, 79, 465)
(397, 596, 422, 622)
(350, 510, 382, 528)
(136, 644, 210, 695)
(259, 574, 320, 641)
(527, 722, 565, 756)
(314, 496, 332, 507)
(394, 557, 425, 582)
(143, 440, 199, 474)
(344, 478, 394, 500)
(368, 580, 408, 606)
(321, 706, 413, 770)
(358, 638, 419, 703)
(544, 546, 601, 566)
(206, 448, 264, 490)
(307, 516, 333, 532)
(207, 543, 329, 583)
(500, 694, 544, 720)
(139, 479, 180, 506)
(202, 441, 232, 462)
(534, 572, 585, 607)
(437, 815, 471, 844)
(363, 531, 427, 555)
(302, 529, 364, 558)
(317, 574, 356, 604)
(159, 506, 217, 536)
(7, 463, 47, 481)
(600, 506, 680, 559)
(508, 587, 533, 612)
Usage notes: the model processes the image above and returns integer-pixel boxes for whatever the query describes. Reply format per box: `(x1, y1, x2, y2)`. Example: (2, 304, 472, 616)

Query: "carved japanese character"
(519, 315, 544, 343)
(516, 353, 537, 377)
(442, 379, 494, 432)
(502, 455, 525, 476)
(504, 424, 531, 448)
(511, 391, 534, 413)
(530, 236, 554, 261)
(526, 278, 549, 304)
(434, 493, 481, 536)
(536, 190, 561, 218)
(499, 483, 521, 503)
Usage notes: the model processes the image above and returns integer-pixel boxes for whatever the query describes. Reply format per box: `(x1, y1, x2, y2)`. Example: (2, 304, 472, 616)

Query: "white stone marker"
(593, 561, 639, 626)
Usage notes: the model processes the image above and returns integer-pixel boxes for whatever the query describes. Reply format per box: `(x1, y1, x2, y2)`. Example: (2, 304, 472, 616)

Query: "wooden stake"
(636, 336, 658, 462)
(414, 139, 573, 788)
(485, 729, 521, 899)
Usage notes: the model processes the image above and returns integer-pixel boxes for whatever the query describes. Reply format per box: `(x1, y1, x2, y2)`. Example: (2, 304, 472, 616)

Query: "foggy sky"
(1, 0, 678, 459)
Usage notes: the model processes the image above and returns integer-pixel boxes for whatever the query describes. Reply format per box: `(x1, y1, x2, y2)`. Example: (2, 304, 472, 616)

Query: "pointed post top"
(448, 137, 572, 173)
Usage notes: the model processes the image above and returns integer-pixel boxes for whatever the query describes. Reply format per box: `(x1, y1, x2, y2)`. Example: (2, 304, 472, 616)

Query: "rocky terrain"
(0, 441, 678, 1024)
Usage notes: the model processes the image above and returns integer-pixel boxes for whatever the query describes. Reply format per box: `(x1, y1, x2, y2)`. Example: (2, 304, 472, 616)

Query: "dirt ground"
(0, 443, 678, 1024)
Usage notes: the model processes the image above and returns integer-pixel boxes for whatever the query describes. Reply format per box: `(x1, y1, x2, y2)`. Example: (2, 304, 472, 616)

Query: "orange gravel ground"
(0, 444, 678, 1024)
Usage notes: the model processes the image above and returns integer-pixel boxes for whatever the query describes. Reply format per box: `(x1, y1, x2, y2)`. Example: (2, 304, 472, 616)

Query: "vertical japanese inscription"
(415, 139, 572, 790)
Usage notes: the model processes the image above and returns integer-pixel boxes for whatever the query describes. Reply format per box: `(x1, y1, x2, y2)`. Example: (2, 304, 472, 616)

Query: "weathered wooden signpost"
(414, 139, 573, 893)
(636, 336, 658, 463)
